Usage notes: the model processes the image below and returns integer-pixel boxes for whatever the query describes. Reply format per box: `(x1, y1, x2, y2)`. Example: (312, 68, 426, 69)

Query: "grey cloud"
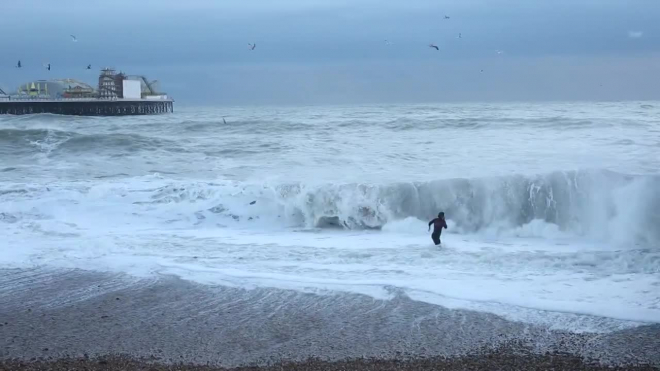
(1, 0, 659, 104)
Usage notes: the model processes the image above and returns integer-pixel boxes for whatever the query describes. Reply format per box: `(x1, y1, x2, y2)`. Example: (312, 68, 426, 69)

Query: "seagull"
(43, 63, 51, 71)
(429, 44, 439, 51)
(457, 33, 462, 39)
(496, 50, 504, 55)
(87, 64, 92, 70)
(70, 35, 78, 42)
(16, 60, 21, 68)
(384, 39, 392, 45)
(248, 43, 256, 50)
(444, 15, 450, 19)
(480, 69, 484, 73)
(223, 117, 227, 124)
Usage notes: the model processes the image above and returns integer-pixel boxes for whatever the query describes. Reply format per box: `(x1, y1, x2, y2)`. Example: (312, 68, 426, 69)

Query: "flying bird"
(444, 15, 450, 19)
(70, 35, 78, 42)
(43, 63, 51, 71)
(429, 44, 439, 51)
(457, 33, 462, 39)
(87, 64, 92, 70)
(495, 50, 504, 55)
(248, 43, 256, 50)
(223, 117, 227, 124)
(16, 60, 21, 68)
(384, 39, 392, 45)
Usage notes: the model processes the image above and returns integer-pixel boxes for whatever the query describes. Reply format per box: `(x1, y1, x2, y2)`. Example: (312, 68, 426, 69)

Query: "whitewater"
(1, 102, 659, 333)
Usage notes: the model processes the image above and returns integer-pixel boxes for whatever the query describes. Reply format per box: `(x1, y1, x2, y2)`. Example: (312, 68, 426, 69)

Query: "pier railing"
(0, 95, 171, 102)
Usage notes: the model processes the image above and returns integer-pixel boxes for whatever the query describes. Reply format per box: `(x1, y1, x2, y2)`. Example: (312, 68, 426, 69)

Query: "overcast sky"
(1, 0, 658, 104)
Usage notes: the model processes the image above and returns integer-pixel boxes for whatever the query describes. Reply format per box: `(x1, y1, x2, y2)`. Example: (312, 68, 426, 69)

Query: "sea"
(1, 102, 659, 334)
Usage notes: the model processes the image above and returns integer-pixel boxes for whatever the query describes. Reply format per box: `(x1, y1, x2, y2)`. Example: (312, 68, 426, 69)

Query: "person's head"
(438, 212, 445, 218)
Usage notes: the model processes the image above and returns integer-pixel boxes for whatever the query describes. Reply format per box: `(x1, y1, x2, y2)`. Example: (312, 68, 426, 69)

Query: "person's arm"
(443, 219, 448, 229)
(428, 219, 435, 231)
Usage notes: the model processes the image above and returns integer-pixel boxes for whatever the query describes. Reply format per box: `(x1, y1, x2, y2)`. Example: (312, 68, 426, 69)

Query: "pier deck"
(0, 98, 174, 116)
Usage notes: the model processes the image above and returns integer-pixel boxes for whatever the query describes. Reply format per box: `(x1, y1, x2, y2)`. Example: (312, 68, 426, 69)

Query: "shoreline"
(1, 268, 658, 369)
(2, 352, 658, 371)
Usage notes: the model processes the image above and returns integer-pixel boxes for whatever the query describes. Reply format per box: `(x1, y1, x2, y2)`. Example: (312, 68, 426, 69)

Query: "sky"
(1, 0, 659, 105)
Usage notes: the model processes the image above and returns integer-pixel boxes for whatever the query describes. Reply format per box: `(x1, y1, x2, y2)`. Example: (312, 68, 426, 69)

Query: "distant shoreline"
(1, 268, 658, 369)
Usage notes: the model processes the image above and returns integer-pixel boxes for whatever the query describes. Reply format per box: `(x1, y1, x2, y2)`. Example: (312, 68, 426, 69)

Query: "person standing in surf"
(428, 212, 448, 245)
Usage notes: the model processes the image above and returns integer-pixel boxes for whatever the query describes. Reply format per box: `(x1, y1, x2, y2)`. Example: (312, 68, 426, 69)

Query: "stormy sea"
(1, 102, 659, 370)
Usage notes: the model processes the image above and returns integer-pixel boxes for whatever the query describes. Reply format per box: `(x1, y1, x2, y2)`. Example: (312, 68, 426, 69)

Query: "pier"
(0, 98, 173, 116)
(0, 68, 174, 116)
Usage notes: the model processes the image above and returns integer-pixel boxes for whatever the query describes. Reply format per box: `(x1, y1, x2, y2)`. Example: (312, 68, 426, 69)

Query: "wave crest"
(259, 170, 659, 245)
(2, 170, 658, 246)
(126, 170, 660, 246)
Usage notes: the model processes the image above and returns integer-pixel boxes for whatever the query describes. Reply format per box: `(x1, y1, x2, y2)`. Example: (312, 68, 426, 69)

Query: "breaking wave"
(3, 169, 659, 247)
(210, 169, 659, 245)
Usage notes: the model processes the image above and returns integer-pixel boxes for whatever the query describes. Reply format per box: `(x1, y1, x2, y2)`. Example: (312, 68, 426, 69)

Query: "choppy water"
(1, 102, 659, 332)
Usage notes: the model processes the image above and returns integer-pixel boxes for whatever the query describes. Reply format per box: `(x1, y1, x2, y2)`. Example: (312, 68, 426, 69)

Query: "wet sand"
(0, 268, 658, 370)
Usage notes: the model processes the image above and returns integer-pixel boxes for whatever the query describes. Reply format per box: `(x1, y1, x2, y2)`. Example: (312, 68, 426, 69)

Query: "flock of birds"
(14, 19, 505, 73)
(243, 15, 504, 58)
(14, 35, 92, 72)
